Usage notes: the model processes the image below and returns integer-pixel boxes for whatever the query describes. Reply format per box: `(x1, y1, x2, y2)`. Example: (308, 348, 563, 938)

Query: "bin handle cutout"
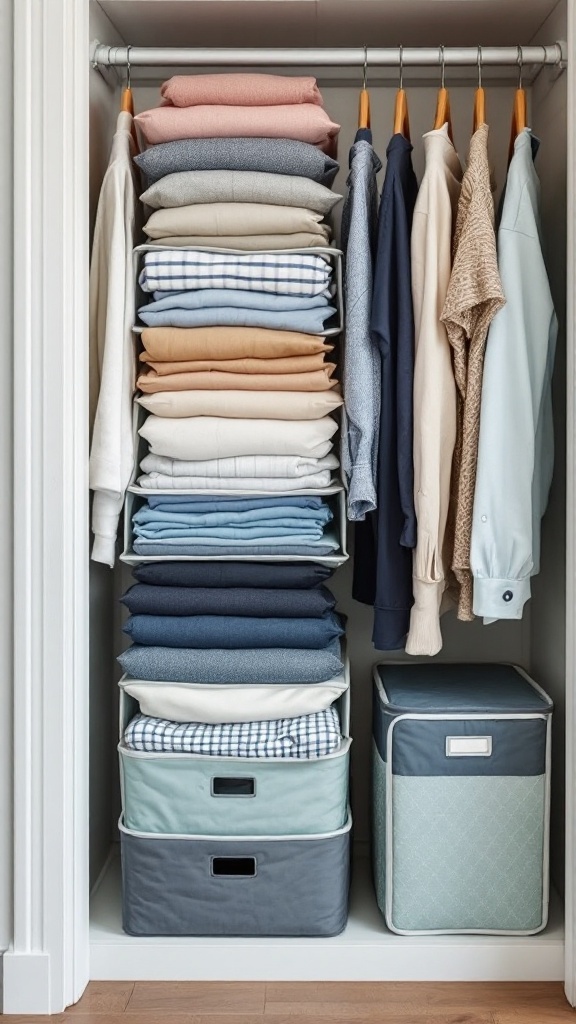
(211, 776, 256, 798)
(211, 857, 257, 878)
(446, 736, 492, 757)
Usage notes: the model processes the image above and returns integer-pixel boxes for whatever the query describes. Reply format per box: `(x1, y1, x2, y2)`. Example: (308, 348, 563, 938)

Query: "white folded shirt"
(137, 471, 335, 491)
(121, 677, 348, 724)
(139, 451, 339, 478)
(139, 414, 338, 462)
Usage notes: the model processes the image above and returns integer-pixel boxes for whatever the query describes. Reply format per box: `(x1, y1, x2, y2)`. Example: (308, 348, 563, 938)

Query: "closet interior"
(88, 0, 569, 982)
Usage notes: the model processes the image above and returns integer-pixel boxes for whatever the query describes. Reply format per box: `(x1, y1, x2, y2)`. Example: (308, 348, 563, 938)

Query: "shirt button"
(503, 591, 513, 602)
(481, 515, 487, 522)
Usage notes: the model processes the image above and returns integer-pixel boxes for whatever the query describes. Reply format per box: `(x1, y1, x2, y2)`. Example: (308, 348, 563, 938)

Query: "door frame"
(2, 0, 576, 1013)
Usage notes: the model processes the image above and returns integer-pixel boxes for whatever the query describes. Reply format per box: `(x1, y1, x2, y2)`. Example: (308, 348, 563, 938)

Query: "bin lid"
(374, 663, 553, 715)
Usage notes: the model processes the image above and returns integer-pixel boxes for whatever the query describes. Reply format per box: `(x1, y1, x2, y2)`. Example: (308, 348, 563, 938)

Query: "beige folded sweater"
(140, 352, 329, 376)
(143, 202, 330, 240)
(137, 388, 343, 420)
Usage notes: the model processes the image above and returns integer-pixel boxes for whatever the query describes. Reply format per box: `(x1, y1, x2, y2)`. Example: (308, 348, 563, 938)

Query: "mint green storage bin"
(119, 680, 350, 837)
(372, 663, 553, 935)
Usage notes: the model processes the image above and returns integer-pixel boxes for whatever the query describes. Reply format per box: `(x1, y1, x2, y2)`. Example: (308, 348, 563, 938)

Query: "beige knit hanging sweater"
(440, 123, 506, 621)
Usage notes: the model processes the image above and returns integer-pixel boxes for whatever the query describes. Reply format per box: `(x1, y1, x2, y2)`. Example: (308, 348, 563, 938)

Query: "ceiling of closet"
(98, 0, 561, 47)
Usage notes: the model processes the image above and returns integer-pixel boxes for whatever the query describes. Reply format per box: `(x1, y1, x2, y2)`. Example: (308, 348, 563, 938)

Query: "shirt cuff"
(405, 579, 445, 657)
(91, 533, 117, 568)
(472, 576, 531, 620)
(346, 463, 377, 522)
(91, 492, 123, 568)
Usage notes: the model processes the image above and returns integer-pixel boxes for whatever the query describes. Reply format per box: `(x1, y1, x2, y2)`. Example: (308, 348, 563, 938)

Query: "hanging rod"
(92, 43, 566, 70)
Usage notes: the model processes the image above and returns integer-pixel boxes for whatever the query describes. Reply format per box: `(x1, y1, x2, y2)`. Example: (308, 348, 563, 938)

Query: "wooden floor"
(2, 982, 576, 1023)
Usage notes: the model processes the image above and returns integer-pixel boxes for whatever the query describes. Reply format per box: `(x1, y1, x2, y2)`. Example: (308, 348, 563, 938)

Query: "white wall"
(0, 0, 13, 957)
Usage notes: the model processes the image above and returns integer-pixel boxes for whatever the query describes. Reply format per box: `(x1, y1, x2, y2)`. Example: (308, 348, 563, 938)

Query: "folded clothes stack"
(119, 74, 350, 937)
(130, 494, 340, 557)
(119, 560, 347, 756)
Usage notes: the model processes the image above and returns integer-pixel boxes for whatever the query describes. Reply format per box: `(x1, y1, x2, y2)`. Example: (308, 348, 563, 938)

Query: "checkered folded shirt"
(124, 707, 341, 759)
(139, 250, 333, 298)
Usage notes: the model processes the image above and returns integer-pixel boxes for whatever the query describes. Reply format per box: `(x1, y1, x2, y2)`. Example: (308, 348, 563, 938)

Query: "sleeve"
(405, 199, 458, 657)
(471, 196, 557, 621)
(89, 152, 137, 567)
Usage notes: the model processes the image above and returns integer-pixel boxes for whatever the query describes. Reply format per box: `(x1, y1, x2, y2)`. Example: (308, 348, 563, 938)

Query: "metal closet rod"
(92, 42, 566, 69)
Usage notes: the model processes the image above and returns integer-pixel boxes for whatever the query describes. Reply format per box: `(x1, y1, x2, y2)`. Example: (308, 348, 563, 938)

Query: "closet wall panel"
(0, 0, 13, 956)
(88, 1, 126, 889)
(530, 0, 568, 893)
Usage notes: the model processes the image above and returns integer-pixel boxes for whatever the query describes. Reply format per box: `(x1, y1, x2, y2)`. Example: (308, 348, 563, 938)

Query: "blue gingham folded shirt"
(124, 707, 341, 758)
(139, 250, 333, 299)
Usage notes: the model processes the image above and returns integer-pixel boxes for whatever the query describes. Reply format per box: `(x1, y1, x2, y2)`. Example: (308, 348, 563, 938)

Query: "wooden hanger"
(358, 45, 371, 129)
(508, 45, 527, 162)
(121, 47, 139, 150)
(473, 45, 486, 132)
(394, 45, 410, 139)
(433, 45, 454, 143)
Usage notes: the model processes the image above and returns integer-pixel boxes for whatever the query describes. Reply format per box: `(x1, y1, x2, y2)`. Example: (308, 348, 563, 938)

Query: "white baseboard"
(2, 951, 51, 1014)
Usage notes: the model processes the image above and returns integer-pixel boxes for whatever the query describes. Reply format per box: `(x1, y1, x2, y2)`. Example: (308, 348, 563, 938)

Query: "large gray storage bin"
(372, 663, 553, 935)
(120, 814, 352, 936)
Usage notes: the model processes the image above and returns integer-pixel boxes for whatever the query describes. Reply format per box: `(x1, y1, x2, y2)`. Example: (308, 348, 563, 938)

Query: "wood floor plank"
(68, 1016, 265, 1024)
(493, 1012, 576, 1023)
(425, 983, 568, 1009)
(66, 981, 135, 1013)
(262, 1016, 495, 1024)
(2, 1017, 67, 1023)
(127, 981, 267, 1015)
(265, 982, 429, 1006)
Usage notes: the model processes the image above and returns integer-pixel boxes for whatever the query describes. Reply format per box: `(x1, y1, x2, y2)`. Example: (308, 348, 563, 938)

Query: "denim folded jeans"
(123, 611, 344, 649)
(122, 584, 336, 618)
(118, 640, 344, 683)
(133, 561, 334, 589)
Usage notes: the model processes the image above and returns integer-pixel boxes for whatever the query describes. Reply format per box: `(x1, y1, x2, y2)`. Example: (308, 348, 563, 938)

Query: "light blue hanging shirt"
(471, 129, 558, 621)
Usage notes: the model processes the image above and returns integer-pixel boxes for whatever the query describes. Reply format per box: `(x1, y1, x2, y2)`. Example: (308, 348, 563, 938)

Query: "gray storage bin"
(372, 662, 553, 935)
(120, 813, 352, 936)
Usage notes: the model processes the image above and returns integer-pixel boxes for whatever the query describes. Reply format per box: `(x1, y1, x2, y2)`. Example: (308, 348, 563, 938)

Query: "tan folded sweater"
(150, 232, 332, 251)
(143, 202, 330, 239)
(137, 367, 338, 393)
(140, 353, 329, 376)
(140, 326, 331, 361)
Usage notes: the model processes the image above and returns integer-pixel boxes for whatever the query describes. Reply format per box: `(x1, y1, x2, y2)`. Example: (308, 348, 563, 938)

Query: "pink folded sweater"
(161, 74, 323, 108)
(135, 104, 340, 155)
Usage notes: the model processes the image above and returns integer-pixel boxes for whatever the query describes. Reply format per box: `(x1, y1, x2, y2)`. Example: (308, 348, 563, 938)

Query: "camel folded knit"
(137, 367, 337, 393)
(140, 326, 331, 361)
(139, 353, 330, 375)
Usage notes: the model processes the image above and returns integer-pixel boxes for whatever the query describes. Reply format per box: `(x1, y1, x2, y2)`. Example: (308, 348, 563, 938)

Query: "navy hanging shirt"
(353, 132, 418, 650)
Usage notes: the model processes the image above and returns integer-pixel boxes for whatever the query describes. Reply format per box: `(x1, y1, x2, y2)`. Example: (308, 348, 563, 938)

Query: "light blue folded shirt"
(138, 288, 337, 332)
(471, 129, 558, 622)
(145, 495, 325, 511)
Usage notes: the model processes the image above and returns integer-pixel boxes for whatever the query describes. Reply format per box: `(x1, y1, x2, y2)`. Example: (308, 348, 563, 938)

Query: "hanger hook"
(439, 44, 446, 89)
(477, 45, 483, 89)
(517, 44, 523, 89)
(363, 44, 368, 91)
(126, 44, 132, 91)
(399, 44, 404, 91)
